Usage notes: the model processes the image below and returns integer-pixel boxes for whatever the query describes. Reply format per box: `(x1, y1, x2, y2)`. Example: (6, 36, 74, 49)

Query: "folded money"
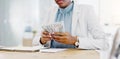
(42, 21, 65, 33)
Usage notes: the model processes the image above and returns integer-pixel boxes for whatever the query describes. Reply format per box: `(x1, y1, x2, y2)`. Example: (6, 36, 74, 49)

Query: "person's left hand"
(52, 32, 77, 45)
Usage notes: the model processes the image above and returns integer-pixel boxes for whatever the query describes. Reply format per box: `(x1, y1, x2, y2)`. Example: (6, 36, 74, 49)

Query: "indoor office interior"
(0, 0, 120, 59)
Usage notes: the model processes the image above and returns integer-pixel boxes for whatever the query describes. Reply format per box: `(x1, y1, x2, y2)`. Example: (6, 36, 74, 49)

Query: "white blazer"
(33, 3, 109, 50)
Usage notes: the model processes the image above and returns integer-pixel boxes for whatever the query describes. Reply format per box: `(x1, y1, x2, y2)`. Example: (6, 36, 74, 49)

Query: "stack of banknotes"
(42, 21, 65, 33)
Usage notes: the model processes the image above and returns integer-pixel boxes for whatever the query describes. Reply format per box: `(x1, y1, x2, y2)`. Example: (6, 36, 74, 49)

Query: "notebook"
(0, 46, 40, 52)
(40, 48, 67, 53)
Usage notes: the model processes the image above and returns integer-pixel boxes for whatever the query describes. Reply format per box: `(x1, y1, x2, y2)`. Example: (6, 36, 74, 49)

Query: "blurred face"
(55, 0, 71, 8)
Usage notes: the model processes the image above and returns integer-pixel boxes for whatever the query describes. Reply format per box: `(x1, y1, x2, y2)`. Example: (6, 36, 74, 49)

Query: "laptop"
(0, 46, 40, 52)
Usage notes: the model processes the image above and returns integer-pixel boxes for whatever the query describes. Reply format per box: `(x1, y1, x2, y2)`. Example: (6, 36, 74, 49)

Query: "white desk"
(0, 49, 99, 59)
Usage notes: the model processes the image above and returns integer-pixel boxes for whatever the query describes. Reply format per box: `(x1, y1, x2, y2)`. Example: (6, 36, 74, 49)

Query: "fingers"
(54, 32, 68, 36)
(53, 36, 67, 44)
(42, 31, 69, 36)
(54, 37, 63, 42)
(41, 31, 69, 43)
(42, 31, 52, 37)
(42, 34, 51, 38)
(41, 31, 52, 44)
(41, 34, 51, 44)
(53, 35, 66, 42)
(42, 31, 49, 35)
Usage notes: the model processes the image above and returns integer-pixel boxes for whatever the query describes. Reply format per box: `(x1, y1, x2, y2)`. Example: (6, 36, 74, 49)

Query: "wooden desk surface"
(0, 49, 100, 59)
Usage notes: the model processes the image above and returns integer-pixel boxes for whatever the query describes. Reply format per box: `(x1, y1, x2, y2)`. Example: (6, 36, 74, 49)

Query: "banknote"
(42, 21, 65, 33)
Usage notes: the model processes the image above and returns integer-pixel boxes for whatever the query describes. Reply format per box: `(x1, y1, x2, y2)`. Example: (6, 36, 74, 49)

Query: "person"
(33, 0, 108, 49)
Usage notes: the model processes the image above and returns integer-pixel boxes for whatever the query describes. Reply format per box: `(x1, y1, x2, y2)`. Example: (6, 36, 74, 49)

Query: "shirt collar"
(58, 2, 74, 14)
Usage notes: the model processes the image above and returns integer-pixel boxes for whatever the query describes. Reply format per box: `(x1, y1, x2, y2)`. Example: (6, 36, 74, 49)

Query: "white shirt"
(33, 2, 109, 50)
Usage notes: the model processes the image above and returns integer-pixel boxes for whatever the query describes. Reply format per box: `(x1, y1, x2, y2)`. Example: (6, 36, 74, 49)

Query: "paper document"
(0, 46, 40, 52)
(40, 48, 67, 53)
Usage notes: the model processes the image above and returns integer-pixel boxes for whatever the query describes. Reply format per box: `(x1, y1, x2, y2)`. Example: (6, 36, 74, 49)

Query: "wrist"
(72, 36, 77, 45)
(74, 36, 79, 48)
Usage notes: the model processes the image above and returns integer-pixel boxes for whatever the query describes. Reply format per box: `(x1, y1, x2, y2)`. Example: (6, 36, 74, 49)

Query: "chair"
(109, 28, 120, 59)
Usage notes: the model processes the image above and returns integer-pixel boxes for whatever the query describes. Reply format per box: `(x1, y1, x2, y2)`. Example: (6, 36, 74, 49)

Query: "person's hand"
(52, 32, 77, 45)
(40, 31, 51, 44)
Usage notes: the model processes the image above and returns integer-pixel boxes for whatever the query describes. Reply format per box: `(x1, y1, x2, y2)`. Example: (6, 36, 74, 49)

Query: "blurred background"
(0, 0, 120, 47)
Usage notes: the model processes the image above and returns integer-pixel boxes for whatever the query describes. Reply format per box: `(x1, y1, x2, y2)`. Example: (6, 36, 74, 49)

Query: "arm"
(32, 30, 51, 48)
(77, 5, 109, 50)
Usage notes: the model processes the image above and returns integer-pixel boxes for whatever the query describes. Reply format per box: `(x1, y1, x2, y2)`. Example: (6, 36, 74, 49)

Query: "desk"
(0, 49, 99, 59)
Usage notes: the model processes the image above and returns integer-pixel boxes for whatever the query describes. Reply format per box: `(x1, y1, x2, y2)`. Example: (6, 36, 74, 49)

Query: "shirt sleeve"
(78, 35, 108, 50)
(78, 5, 109, 50)
(32, 30, 51, 48)
(32, 30, 44, 47)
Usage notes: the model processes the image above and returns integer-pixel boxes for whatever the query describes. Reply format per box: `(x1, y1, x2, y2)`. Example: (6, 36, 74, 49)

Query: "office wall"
(0, 0, 40, 46)
(0, 0, 16, 46)
(78, 0, 99, 17)
(100, 0, 120, 25)
(9, 0, 40, 46)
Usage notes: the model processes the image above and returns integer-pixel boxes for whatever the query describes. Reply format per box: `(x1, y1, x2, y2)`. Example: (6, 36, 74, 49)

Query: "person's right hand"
(40, 31, 51, 44)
